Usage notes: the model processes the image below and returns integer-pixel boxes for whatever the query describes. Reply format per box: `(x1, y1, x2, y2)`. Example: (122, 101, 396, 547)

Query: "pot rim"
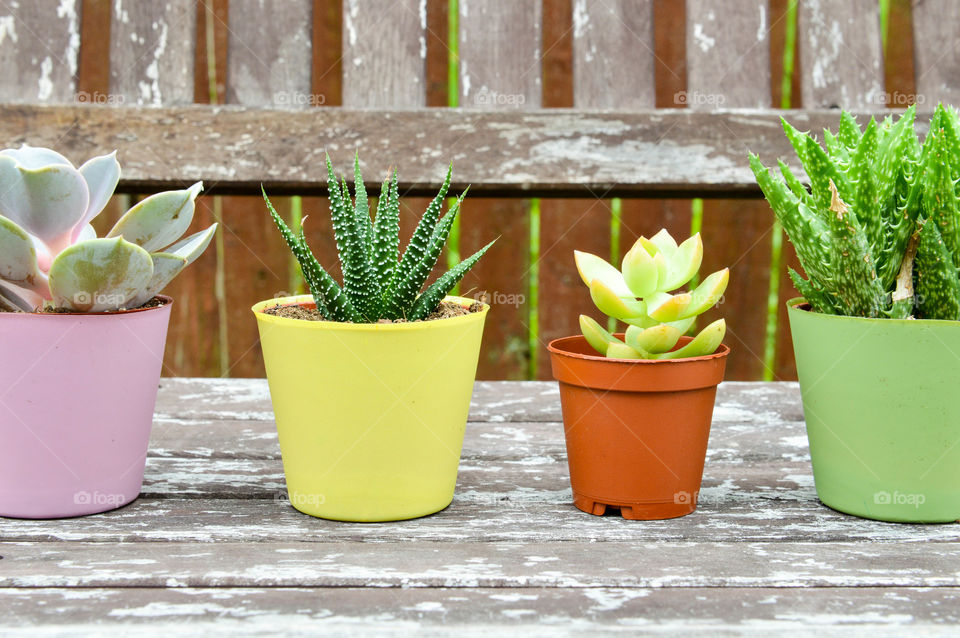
(787, 296, 960, 327)
(252, 294, 489, 331)
(547, 333, 730, 364)
(1, 294, 173, 319)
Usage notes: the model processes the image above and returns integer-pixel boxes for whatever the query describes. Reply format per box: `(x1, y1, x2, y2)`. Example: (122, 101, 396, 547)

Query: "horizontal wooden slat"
(152, 379, 801, 424)
(4, 541, 960, 588)
(4, 587, 959, 631)
(0, 105, 937, 196)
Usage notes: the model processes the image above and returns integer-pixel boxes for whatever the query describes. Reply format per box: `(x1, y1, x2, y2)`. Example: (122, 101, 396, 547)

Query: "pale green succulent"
(575, 229, 728, 359)
(0, 145, 217, 312)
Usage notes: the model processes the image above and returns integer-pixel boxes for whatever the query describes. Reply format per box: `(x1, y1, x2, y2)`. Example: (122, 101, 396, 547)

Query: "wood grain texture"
(4, 587, 960, 632)
(686, 1, 773, 380)
(911, 0, 960, 104)
(220, 0, 316, 378)
(685, 0, 771, 109)
(0, 105, 937, 196)
(5, 381, 960, 632)
(458, 0, 542, 379)
(0, 0, 81, 103)
(798, 0, 884, 108)
(226, 0, 312, 107)
(109, 0, 195, 105)
(342, 0, 426, 107)
(572, 0, 655, 108)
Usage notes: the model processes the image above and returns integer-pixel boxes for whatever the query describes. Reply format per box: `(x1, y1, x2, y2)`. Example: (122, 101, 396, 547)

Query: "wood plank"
(0, 105, 937, 196)
(0, 0, 81, 103)
(4, 540, 960, 588)
(685, 0, 770, 109)
(4, 587, 960, 632)
(912, 0, 960, 104)
(341, 0, 425, 107)
(220, 0, 315, 378)
(798, 0, 884, 108)
(572, 0, 655, 108)
(686, 1, 773, 381)
(151, 379, 801, 424)
(458, 0, 542, 379)
(537, 1, 658, 377)
(109, 0, 196, 105)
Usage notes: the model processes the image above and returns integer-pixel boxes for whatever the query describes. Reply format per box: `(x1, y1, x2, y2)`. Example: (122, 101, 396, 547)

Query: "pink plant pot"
(0, 297, 172, 518)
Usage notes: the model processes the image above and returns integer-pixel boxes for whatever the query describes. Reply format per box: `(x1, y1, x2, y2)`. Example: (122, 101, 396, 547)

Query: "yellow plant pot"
(252, 295, 488, 522)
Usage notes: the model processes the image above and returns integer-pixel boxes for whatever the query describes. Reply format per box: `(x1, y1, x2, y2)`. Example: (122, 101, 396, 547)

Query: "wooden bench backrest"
(1, 0, 958, 380)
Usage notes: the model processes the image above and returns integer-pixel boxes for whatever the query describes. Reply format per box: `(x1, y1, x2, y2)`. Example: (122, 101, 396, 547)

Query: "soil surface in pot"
(264, 300, 484, 323)
(1, 296, 169, 315)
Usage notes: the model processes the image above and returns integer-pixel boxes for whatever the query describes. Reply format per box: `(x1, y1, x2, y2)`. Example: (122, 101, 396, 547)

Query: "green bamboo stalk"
(762, 0, 798, 381)
(204, 0, 229, 376)
(608, 198, 622, 333)
(528, 197, 541, 380)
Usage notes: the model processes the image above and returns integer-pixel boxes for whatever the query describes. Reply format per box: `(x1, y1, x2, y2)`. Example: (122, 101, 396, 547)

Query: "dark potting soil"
(32, 296, 167, 314)
(264, 300, 485, 323)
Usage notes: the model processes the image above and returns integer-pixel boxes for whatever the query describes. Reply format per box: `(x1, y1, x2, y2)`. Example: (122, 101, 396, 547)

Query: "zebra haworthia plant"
(575, 229, 729, 360)
(750, 103, 960, 320)
(0, 144, 217, 313)
(263, 154, 495, 322)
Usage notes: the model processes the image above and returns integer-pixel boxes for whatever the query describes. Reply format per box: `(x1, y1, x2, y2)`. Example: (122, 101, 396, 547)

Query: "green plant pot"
(787, 298, 960, 523)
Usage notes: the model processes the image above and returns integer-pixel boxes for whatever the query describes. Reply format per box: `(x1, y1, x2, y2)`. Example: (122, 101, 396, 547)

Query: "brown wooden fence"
(0, 0, 946, 380)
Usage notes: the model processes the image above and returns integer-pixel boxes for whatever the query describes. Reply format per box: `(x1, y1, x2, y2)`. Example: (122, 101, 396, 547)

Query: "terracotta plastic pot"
(252, 295, 488, 522)
(788, 298, 960, 523)
(548, 334, 728, 520)
(0, 297, 172, 519)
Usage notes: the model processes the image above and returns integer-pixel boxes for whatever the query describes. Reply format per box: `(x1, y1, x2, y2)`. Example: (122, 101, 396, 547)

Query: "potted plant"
(547, 230, 729, 520)
(0, 144, 216, 518)
(254, 155, 494, 522)
(750, 103, 960, 523)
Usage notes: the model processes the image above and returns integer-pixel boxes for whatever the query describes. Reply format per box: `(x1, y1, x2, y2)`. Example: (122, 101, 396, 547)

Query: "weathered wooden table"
(2, 380, 959, 635)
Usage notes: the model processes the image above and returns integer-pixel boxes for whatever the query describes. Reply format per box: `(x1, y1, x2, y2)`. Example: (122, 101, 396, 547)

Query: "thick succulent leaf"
(648, 228, 678, 258)
(750, 153, 830, 283)
(625, 323, 682, 354)
(0, 156, 89, 254)
(837, 111, 863, 148)
(383, 190, 467, 318)
(0, 281, 39, 312)
(128, 225, 218, 306)
(914, 219, 960, 320)
(646, 268, 729, 322)
(353, 154, 372, 255)
(579, 314, 622, 356)
(789, 268, 840, 315)
(621, 241, 659, 298)
(129, 253, 188, 307)
(0, 144, 73, 169)
(605, 342, 644, 360)
(0, 215, 47, 294)
(47, 237, 153, 312)
(408, 238, 496, 320)
(575, 250, 633, 297)
(76, 224, 97, 242)
(822, 182, 886, 317)
(387, 164, 452, 298)
(163, 224, 218, 265)
(326, 157, 379, 319)
(589, 278, 646, 320)
(656, 319, 726, 360)
(921, 110, 960, 268)
(107, 182, 203, 252)
(372, 170, 400, 290)
(264, 189, 359, 321)
(661, 232, 703, 291)
(74, 151, 121, 239)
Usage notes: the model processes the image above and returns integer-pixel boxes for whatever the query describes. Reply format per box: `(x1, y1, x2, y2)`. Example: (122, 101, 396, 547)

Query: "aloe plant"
(0, 144, 217, 312)
(750, 103, 960, 320)
(575, 229, 728, 359)
(264, 155, 495, 322)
